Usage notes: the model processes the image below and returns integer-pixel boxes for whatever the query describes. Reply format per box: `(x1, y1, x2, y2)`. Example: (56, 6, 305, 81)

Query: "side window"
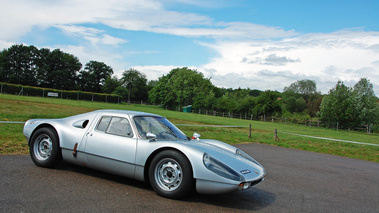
(96, 116, 133, 138)
(107, 117, 133, 137)
(96, 116, 111, 132)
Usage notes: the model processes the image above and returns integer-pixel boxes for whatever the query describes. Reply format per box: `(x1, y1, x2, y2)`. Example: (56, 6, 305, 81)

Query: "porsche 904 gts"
(23, 110, 265, 199)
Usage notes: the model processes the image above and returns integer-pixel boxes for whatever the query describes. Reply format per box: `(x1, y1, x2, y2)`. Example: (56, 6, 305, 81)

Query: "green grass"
(1, 93, 378, 162)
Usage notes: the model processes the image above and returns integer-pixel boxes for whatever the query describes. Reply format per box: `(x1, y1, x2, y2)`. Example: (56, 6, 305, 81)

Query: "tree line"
(1, 44, 379, 130)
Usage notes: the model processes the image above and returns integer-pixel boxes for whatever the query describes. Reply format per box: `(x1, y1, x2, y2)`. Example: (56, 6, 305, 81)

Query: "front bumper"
(195, 176, 264, 194)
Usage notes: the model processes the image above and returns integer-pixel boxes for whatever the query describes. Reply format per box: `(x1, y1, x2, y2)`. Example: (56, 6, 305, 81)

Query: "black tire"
(149, 150, 194, 199)
(29, 127, 62, 168)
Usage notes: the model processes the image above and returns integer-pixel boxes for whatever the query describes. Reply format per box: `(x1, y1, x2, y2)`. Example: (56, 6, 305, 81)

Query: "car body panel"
(24, 109, 266, 195)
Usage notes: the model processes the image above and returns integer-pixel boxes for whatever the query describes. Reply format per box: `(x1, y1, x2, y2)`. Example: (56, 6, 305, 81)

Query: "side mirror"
(146, 132, 157, 141)
(192, 132, 201, 141)
(72, 119, 89, 129)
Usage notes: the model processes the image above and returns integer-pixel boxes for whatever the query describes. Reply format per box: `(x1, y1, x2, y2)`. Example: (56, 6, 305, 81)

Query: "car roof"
(94, 109, 162, 118)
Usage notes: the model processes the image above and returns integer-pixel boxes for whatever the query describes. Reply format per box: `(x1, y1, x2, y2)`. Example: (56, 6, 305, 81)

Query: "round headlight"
(203, 153, 211, 167)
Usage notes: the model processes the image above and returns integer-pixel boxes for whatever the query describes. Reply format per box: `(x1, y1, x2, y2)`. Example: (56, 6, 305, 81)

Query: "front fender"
(134, 139, 242, 185)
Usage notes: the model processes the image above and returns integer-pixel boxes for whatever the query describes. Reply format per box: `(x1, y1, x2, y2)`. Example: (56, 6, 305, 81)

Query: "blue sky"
(1, 0, 379, 94)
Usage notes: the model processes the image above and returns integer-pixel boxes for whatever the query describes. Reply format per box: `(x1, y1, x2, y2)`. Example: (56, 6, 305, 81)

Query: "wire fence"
(187, 109, 373, 134)
(177, 124, 379, 147)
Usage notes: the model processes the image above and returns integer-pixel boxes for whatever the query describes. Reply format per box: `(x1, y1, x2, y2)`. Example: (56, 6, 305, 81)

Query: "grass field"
(1, 93, 378, 162)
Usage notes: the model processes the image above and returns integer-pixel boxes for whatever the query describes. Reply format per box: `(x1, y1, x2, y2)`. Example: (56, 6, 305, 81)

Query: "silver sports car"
(23, 110, 266, 199)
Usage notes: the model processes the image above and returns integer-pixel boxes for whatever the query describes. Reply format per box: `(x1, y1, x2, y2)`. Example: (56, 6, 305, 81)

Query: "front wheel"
(29, 127, 62, 168)
(149, 150, 194, 199)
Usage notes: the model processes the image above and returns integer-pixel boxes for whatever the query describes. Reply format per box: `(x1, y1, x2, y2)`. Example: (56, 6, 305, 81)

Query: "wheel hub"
(34, 134, 53, 161)
(156, 159, 182, 191)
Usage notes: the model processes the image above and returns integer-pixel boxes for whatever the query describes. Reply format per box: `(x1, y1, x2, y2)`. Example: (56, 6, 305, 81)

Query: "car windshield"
(134, 116, 189, 141)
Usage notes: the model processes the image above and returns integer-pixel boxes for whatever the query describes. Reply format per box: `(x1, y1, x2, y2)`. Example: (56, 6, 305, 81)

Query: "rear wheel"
(149, 150, 194, 199)
(29, 127, 62, 168)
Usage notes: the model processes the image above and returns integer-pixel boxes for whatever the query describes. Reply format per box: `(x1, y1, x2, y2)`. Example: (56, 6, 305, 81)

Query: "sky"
(1, 0, 379, 94)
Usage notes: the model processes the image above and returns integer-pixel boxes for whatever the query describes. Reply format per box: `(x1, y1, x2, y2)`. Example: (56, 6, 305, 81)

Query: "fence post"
(0, 83, 2, 94)
(274, 129, 280, 141)
(336, 122, 339, 131)
(248, 124, 252, 138)
(18, 87, 24, 96)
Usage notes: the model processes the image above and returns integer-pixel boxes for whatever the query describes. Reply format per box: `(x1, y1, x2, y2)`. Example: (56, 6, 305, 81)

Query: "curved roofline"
(93, 109, 162, 117)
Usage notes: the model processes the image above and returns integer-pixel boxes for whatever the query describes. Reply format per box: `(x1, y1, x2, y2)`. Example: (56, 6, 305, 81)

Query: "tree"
(79, 61, 113, 93)
(0, 49, 8, 82)
(211, 88, 257, 113)
(284, 79, 317, 96)
(0, 44, 39, 86)
(0, 45, 82, 90)
(193, 90, 217, 111)
(283, 79, 322, 117)
(35, 48, 52, 87)
(252, 90, 282, 116)
(285, 97, 307, 113)
(215, 92, 236, 113)
(320, 81, 358, 129)
(236, 96, 256, 114)
(353, 78, 379, 126)
(102, 75, 121, 94)
(45, 49, 82, 90)
(121, 68, 148, 102)
(148, 67, 214, 109)
(320, 79, 379, 129)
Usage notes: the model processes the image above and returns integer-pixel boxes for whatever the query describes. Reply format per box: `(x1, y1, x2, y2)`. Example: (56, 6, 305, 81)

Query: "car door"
(84, 115, 137, 178)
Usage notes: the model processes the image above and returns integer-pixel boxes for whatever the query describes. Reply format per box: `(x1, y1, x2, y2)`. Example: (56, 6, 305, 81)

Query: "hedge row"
(0, 82, 121, 103)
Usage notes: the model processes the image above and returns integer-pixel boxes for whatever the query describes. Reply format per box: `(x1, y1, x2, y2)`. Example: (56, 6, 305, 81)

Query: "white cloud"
(53, 45, 127, 75)
(56, 25, 127, 46)
(0, 0, 295, 42)
(198, 30, 379, 94)
(0, 0, 161, 40)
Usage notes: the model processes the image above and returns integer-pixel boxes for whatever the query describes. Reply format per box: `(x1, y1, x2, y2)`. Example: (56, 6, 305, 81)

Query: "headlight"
(203, 153, 244, 182)
(236, 149, 261, 166)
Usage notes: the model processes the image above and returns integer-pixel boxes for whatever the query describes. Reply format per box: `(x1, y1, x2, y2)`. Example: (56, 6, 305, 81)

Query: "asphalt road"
(1, 143, 378, 212)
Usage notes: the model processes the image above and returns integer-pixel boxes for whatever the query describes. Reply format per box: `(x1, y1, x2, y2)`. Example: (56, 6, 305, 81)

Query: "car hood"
(179, 139, 265, 181)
